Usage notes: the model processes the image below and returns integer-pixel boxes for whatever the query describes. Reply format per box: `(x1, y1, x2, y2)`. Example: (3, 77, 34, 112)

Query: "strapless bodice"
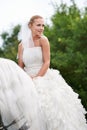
(23, 47, 43, 76)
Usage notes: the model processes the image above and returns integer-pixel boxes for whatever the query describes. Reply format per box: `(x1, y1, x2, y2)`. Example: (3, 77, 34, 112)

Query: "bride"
(17, 15, 87, 130)
(0, 15, 87, 130)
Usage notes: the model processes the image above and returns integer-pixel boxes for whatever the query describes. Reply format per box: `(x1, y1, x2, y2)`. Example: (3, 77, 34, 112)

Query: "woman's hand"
(31, 75, 38, 79)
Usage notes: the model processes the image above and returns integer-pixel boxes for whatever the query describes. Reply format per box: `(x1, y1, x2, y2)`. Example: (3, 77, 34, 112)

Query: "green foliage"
(0, 25, 21, 62)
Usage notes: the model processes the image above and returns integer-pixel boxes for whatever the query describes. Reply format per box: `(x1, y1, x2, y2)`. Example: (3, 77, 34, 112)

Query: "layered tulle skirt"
(0, 58, 87, 130)
(32, 68, 87, 130)
(0, 58, 46, 130)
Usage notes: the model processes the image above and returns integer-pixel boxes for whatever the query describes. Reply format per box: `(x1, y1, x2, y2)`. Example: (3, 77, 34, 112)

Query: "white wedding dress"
(0, 46, 87, 130)
(0, 58, 47, 130)
(22, 46, 87, 130)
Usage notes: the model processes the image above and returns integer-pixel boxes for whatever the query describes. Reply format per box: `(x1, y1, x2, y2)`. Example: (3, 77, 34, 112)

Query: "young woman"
(17, 15, 87, 130)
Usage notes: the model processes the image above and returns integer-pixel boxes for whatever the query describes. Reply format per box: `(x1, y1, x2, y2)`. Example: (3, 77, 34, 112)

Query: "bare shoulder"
(40, 35, 49, 46)
(41, 35, 48, 41)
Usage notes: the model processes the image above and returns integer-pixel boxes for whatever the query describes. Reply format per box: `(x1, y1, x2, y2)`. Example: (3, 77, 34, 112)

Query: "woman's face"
(30, 18, 45, 38)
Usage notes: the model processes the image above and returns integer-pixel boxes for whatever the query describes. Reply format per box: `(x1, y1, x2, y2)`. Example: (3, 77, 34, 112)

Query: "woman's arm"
(35, 36, 50, 77)
(18, 43, 25, 69)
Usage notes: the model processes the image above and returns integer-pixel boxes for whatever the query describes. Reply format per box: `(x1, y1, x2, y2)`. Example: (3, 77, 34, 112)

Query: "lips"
(38, 31, 43, 34)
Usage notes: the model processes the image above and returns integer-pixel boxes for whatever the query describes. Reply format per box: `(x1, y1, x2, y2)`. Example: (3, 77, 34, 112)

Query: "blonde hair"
(28, 15, 43, 25)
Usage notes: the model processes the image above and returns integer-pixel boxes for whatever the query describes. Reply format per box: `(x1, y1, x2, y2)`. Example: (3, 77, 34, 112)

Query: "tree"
(0, 25, 21, 62)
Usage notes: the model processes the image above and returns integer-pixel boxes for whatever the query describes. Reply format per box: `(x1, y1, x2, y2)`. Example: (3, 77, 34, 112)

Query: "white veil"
(18, 23, 34, 48)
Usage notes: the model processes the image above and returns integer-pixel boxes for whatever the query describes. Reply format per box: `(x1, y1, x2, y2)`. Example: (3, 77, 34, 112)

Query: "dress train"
(0, 58, 47, 130)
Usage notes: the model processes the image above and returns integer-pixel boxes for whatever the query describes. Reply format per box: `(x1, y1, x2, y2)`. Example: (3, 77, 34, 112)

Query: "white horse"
(0, 58, 46, 130)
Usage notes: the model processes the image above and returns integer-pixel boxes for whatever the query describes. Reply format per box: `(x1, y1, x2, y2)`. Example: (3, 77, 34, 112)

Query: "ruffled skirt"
(32, 68, 87, 130)
(0, 58, 46, 130)
(0, 58, 87, 130)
